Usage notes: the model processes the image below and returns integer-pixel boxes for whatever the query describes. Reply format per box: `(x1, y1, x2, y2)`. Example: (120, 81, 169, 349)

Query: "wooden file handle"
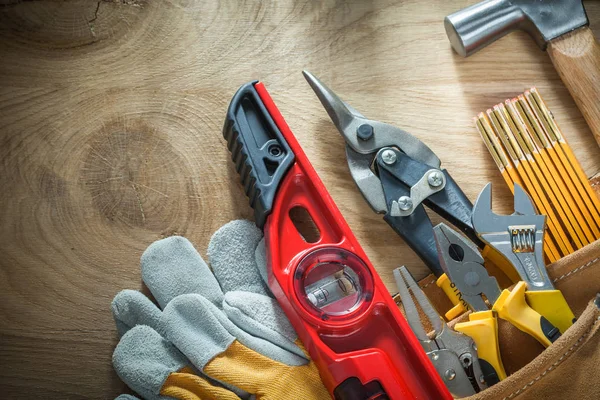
(548, 26, 600, 148)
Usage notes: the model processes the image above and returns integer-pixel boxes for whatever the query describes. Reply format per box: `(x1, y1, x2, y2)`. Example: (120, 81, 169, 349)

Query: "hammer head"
(445, 0, 589, 57)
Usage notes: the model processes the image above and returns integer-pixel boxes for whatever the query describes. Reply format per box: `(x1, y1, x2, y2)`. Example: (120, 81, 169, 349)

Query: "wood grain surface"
(1, 1, 599, 398)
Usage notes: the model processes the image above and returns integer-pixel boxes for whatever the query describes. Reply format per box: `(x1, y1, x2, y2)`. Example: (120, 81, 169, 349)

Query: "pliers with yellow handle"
(472, 183, 576, 334)
(434, 222, 563, 386)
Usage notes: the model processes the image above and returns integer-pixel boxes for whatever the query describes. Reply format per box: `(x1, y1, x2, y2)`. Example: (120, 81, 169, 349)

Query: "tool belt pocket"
(419, 238, 600, 399)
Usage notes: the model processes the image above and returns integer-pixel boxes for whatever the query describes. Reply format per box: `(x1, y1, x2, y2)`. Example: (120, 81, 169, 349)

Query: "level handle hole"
(289, 206, 321, 243)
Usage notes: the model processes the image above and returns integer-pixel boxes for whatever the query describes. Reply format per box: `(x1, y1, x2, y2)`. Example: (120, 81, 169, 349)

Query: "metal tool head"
(302, 70, 441, 165)
(345, 146, 387, 213)
(394, 266, 487, 395)
(303, 70, 441, 213)
(472, 182, 543, 232)
(394, 266, 442, 348)
(445, 0, 589, 57)
(472, 183, 553, 291)
(434, 223, 502, 311)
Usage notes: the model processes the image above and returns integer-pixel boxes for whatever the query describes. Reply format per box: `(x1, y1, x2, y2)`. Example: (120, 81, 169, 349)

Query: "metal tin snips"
(303, 71, 483, 319)
(303, 71, 479, 275)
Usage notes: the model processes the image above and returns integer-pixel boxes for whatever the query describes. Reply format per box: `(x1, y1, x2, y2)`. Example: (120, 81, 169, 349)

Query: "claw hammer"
(445, 0, 600, 147)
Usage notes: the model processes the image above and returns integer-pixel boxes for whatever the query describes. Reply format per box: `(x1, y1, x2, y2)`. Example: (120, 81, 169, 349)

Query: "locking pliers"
(394, 266, 487, 397)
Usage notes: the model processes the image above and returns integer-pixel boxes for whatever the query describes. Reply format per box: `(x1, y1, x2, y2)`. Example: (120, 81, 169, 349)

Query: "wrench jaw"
(472, 183, 553, 291)
(472, 183, 500, 234)
(513, 184, 538, 216)
(473, 183, 546, 231)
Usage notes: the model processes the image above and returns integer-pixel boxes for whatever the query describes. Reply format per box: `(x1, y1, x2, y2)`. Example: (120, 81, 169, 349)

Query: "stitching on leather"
(552, 257, 599, 283)
(420, 276, 436, 289)
(503, 313, 600, 400)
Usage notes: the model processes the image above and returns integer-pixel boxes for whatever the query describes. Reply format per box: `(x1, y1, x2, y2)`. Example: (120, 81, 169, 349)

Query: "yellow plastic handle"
(481, 245, 520, 284)
(525, 290, 575, 334)
(455, 310, 507, 384)
(493, 282, 560, 347)
(436, 273, 467, 320)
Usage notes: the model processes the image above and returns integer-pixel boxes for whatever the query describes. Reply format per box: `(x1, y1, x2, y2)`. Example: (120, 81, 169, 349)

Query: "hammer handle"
(548, 26, 600, 148)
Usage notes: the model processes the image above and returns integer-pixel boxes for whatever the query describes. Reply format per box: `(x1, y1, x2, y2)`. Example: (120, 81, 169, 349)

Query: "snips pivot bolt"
(428, 171, 444, 187)
(356, 124, 374, 141)
(381, 149, 397, 165)
(397, 196, 413, 211)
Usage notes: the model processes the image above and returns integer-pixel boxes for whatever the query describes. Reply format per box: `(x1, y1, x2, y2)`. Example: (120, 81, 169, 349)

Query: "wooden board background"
(1, 1, 599, 398)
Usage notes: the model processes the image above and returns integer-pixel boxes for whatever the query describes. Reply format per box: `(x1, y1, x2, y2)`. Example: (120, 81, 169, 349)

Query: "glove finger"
(254, 238, 268, 286)
(115, 395, 140, 400)
(112, 290, 164, 337)
(207, 220, 270, 296)
(223, 291, 306, 360)
(203, 340, 329, 400)
(162, 294, 307, 369)
(141, 236, 224, 309)
(113, 325, 247, 400)
(161, 368, 242, 400)
(113, 325, 189, 400)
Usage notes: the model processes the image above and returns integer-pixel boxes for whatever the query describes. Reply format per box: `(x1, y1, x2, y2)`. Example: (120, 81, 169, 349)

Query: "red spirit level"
(224, 80, 451, 400)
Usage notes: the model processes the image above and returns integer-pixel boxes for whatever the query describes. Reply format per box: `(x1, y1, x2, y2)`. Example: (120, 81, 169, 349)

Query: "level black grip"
(334, 377, 389, 400)
(223, 81, 294, 228)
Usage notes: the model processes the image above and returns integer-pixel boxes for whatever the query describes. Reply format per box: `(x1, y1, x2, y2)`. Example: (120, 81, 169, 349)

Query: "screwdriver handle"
(455, 310, 506, 385)
(493, 282, 560, 347)
(525, 290, 575, 334)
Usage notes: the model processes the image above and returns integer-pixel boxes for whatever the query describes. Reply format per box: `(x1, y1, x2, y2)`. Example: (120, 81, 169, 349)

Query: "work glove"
(112, 220, 329, 400)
